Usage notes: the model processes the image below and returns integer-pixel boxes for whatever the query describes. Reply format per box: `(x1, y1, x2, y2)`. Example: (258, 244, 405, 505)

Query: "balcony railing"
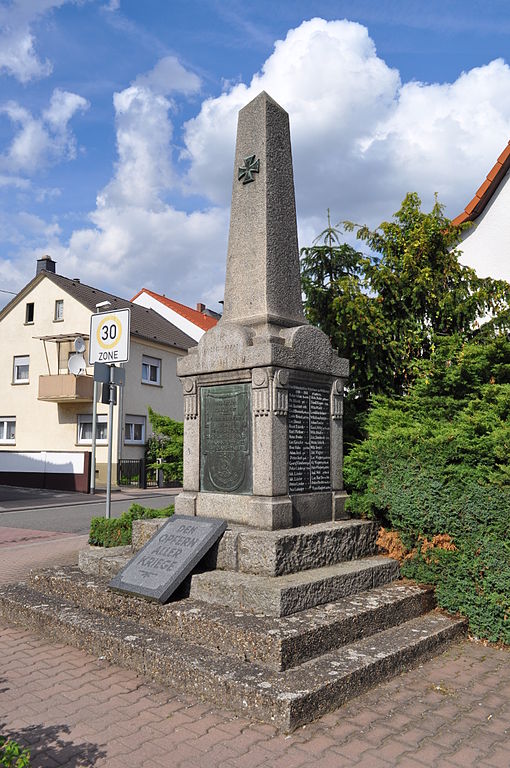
(38, 374, 94, 403)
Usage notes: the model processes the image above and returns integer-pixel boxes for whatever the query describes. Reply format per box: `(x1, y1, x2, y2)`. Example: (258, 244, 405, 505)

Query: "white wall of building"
(458, 170, 510, 282)
(132, 291, 205, 341)
(119, 339, 185, 459)
(0, 277, 113, 464)
(0, 275, 187, 489)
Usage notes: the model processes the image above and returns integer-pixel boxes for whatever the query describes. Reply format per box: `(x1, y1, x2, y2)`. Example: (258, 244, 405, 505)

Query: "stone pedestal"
(176, 92, 348, 530)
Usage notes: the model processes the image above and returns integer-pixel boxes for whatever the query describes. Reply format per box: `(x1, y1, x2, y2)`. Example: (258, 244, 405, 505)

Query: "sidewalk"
(0, 531, 89, 584)
(0, 534, 508, 767)
(0, 485, 179, 513)
(0, 621, 508, 768)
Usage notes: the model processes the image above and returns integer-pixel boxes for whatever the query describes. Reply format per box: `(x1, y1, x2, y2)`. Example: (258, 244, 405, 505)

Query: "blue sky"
(2, 0, 510, 310)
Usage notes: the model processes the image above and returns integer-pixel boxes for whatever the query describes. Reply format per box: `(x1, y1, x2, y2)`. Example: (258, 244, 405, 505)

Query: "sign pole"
(105, 365, 115, 519)
(90, 380, 98, 494)
(89, 307, 130, 517)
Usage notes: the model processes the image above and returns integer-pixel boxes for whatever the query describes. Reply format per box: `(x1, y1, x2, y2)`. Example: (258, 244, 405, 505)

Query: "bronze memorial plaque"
(200, 383, 252, 494)
(288, 385, 330, 493)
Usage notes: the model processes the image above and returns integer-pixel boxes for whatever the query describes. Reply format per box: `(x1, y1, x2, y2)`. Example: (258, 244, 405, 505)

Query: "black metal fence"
(117, 458, 145, 488)
(117, 458, 174, 488)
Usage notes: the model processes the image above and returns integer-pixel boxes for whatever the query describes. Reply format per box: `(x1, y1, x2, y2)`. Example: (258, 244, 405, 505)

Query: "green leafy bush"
(89, 502, 174, 547)
(145, 408, 183, 484)
(344, 335, 510, 644)
(0, 737, 30, 768)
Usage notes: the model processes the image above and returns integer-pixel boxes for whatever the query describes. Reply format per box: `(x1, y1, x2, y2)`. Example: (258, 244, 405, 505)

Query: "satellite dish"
(68, 353, 86, 376)
(74, 336, 86, 353)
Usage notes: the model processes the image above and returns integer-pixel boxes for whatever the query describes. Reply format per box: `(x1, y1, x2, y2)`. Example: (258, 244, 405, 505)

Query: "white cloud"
(0, 89, 89, 175)
(7, 18, 510, 308)
(42, 57, 228, 306)
(0, 0, 72, 83)
(182, 18, 510, 231)
(133, 55, 201, 97)
(99, 57, 200, 210)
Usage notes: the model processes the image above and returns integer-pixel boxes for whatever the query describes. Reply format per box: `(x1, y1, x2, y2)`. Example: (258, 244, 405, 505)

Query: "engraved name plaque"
(288, 385, 330, 493)
(109, 515, 227, 603)
(200, 383, 252, 494)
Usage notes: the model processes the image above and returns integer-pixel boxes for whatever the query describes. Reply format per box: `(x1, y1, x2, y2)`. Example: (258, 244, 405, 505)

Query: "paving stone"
(2, 621, 510, 768)
(0, 582, 465, 731)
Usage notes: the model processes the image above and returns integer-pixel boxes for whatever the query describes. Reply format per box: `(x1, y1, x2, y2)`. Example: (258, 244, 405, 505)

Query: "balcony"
(38, 374, 94, 403)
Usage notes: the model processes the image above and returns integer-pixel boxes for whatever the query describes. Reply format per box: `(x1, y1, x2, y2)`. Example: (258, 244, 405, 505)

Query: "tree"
(145, 407, 183, 484)
(342, 334, 510, 644)
(300, 194, 510, 441)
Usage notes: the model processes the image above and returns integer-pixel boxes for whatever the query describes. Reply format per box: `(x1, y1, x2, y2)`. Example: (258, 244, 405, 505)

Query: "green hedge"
(0, 736, 30, 768)
(89, 503, 174, 548)
(344, 336, 510, 644)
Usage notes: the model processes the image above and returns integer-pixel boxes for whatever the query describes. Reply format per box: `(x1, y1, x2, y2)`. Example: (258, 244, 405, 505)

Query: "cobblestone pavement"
(0, 533, 88, 584)
(0, 620, 508, 768)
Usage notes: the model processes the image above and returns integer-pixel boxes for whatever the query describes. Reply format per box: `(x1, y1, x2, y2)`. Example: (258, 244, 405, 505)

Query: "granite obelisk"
(176, 91, 349, 529)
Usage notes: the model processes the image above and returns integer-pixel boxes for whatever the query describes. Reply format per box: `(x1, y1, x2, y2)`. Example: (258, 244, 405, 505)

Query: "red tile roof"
(131, 288, 218, 332)
(452, 140, 510, 226)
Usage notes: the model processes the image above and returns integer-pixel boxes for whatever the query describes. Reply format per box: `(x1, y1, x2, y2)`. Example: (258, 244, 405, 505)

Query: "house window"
(54, 299, 64, 321)
(125, 415, 146, 444)
(142, 355, 161, 385)
(13, 355, 29, 383)
(77, 414, 107, 444)
(25, 303, 34, 324)
(0, 418, 15, 444)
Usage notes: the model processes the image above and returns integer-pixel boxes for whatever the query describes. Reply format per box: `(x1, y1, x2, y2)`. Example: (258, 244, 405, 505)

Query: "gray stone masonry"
(29, 567, 436, 671)
(175, 92, 349, 530)
(190, 557, 401, 617)
(0, 90, 468, 734)
(3, 513, 467, 729)
(85, 518, 379, 577)
(0, 579, 466, 732)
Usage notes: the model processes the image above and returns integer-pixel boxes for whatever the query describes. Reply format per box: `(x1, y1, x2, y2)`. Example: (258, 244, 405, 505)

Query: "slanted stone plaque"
(200, 383, 252, 494)
(109, 515, 227, 603)
(288, 385, 330, 493)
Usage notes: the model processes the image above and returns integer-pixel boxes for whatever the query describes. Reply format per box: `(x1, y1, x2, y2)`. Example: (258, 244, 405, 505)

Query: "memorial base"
(0, 516, 466, 731)
(175, 490, 349, 530)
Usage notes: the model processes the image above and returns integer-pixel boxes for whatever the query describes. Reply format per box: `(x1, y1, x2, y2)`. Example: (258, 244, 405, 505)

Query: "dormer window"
(25, 303, 34, 324)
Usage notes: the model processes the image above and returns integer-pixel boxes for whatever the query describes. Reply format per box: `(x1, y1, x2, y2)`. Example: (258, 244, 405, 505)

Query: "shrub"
(0, 737, 30, 768)
(145, 408, 183, 484)
(89, 502, 174, 547)
(344, 335, 510, 644)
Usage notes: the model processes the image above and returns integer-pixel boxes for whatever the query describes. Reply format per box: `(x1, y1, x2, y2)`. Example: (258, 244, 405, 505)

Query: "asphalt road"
(0, 487, 178, 534)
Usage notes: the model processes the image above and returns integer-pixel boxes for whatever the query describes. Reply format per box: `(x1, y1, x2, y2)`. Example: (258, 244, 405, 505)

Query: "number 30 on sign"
(89, 308, 131, 364)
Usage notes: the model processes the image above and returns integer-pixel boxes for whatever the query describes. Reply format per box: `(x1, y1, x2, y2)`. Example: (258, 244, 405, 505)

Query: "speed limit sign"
(89, 308, 131, 364)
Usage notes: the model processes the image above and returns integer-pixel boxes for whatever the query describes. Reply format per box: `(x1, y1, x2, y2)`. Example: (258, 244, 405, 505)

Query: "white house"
(131, 288, 220, 342)
(453, 140, 510, 282)
(0, 256, 195, 492)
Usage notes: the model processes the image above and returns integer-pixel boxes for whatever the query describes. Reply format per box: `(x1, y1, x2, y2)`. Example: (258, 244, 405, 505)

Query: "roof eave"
(453, 140, 510, 226)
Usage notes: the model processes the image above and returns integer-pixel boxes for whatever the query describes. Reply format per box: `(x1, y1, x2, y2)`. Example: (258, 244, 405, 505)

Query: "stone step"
(79, 545, 131, 578)
(214, 519, 379, 576)
(190, 556, 400, 617)
(0, 581, 465, 731)
(132, 518, 379, 576)
(28, 566, 435, 670)
(79, 518, 379, 581)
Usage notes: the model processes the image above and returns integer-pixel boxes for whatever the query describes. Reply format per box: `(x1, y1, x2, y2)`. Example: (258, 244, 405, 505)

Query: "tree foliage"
(145, 407, 183, 484)
(301, 194, 510, 436)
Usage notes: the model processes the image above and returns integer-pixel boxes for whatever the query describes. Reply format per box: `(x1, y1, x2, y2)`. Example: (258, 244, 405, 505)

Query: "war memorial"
(0, 92, 465, 731)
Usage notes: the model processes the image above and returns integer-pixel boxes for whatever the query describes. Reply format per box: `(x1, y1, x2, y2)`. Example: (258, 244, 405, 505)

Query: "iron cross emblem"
(238, 155, 260, 184)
